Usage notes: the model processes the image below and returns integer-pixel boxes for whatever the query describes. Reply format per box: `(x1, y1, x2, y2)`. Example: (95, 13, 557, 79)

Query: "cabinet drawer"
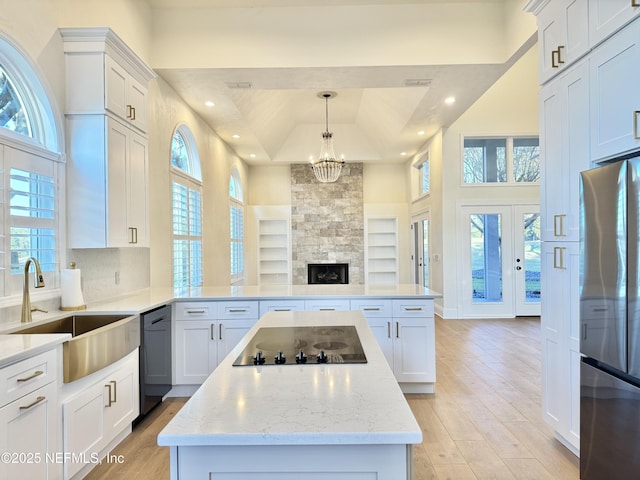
(349, 299, 392, 317)
(304, 299, 351, 311)
(259, 300, 305, 317)
(174, 302, 216, 320)
(0, 349, 58, 407)
(392, 299, 433, 317)
(218, 301, 259, 319)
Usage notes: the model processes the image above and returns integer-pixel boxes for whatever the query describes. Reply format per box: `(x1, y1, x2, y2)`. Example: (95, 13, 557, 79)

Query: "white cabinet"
(62, 27, 153, 249)
(536, 0, 589, 83)
(365, 217, 399, 284)
(174, 301, 258, 385)
(589, 19, 640, 161)
(540, 242, 580, 452)
(0, 349, 61, 480)
(304, 299, 351, 311)
(259, 300, 305, 317)
(62, 352, 139, 479)
(258, 219, 291, 285)
(589, 0, 640, 47)
(539, 59, 590, 241)
(352, 298, 435, 392)
(61, 28, 154, 133)
(66, 115, 148, 248)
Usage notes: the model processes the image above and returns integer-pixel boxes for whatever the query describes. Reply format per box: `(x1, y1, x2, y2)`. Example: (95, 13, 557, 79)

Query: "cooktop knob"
(317, 350, 328, 363)
(295, 350, 308, 364)
(275, 351, 287, 364)
(253, 351, 266, 365)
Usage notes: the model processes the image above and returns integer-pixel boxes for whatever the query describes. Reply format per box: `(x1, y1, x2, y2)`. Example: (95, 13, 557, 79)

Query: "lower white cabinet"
(540, 242, 580, 453)
(0, 371, 60, 480)
(175, 319, 256, 385)
(62, 352, 139, 479)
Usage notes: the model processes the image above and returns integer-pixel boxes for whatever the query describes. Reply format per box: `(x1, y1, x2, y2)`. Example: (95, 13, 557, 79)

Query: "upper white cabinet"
(539, 59, 590, 241)
(536, 0, 589, 83)
(589, 0, 640, 48)
(589, 19, 640, 162)
(62, 28, 154, 249)
(61, 27, 154, 133)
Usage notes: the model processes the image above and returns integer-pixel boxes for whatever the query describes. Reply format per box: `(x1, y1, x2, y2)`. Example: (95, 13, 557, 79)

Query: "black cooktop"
(232, 325, 367, 366)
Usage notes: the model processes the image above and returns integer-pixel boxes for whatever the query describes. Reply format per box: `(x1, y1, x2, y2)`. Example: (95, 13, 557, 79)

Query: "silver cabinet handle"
(219, 323, 223, 341)
(404, 307, 423, 311)
(634, 111, 640, 139)
(553, 246, 566, 269)
(363, 307, 380, 311)
(187, 309, 206, 314)
(17, 370, 43, 383)
(20, 396, 46, 410)
(387, 321, 391, 338)
(211, 324, 215, 340)
(319, 308, 335, 311)
(396, 322, 400, 338)
(273, 308, 291, 311)
(228, 309, 247, 313)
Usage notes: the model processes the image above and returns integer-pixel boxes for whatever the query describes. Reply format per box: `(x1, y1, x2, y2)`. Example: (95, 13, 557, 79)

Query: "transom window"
(230, 170, 244, 285)
(171, 125, 203, 293)
(0, 65, 31, 137)
(463, 136, 539, 184)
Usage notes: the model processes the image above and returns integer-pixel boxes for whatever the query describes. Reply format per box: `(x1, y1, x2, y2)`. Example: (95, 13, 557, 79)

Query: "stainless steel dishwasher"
(136, 304, 172, 423)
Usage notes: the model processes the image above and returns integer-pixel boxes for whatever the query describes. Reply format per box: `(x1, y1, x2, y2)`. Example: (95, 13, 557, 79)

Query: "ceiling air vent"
(225, 82, 253, 89)
(404, 79, 431, 87)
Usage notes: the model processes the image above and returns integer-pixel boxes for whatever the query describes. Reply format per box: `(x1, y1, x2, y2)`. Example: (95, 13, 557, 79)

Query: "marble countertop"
(157, 310, 422, 447)
(0, 333, 70, 366)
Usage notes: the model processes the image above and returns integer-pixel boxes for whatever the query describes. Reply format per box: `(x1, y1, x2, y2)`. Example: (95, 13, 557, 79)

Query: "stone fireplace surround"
(291, 163, 364, 285)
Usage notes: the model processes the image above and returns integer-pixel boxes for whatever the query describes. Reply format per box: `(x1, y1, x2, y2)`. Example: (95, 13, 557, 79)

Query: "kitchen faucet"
(21, 256, 46, 323)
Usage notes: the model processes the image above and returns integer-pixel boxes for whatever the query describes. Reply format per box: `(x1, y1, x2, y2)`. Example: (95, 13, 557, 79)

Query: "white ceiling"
(148, 0, 535, 166)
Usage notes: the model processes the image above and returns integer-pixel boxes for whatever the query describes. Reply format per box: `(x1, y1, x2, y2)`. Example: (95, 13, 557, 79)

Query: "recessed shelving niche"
(258, 219, 291, 285)
(365, 217, 398, 284)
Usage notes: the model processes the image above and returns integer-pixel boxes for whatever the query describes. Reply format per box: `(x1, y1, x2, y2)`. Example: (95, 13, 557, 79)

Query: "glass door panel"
(514, 206, 541, 316)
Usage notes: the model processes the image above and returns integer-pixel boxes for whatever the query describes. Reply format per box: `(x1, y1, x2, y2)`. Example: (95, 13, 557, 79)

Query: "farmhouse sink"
(12, 314, 140, 383)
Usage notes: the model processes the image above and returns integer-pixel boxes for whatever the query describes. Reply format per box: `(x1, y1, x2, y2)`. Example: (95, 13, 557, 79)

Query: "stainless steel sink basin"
(12, 314, 140, 383)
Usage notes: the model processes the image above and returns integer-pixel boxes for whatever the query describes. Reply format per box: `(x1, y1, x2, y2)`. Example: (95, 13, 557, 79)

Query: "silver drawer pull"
(363, 307, 380, 311)
(19, 396, 45, 410)
(319, 308, 335, 311)
(274, 308, 291, 311)
(187, 309, 206, 314)
(17, 370, 44, 382)
(229, 309, 247, 313)
(404, 307, 423, 311)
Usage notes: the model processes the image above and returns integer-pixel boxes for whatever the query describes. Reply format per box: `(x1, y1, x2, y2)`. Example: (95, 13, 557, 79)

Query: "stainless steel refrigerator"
(580, 159, 640, 479)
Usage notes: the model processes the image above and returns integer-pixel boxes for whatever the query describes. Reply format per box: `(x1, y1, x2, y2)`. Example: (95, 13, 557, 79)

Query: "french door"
(459, 204, 540, 318)
(412, 213, 430, 288)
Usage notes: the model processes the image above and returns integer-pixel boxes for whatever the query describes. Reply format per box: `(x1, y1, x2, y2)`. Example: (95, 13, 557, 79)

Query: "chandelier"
(311, 92, 345, 183)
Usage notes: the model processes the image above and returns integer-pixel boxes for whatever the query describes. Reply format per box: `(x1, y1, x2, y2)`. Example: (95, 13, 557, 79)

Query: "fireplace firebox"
(307, 263, 349, 285)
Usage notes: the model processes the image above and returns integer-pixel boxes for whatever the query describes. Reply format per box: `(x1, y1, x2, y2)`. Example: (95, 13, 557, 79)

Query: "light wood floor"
(85, 316, 579, 480)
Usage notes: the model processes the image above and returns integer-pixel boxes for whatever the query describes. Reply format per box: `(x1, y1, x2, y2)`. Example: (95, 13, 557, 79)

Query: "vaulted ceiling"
(147, 0, 537, 165)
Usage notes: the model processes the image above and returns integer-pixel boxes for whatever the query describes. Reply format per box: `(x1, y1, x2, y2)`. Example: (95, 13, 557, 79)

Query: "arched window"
(229, 169, 244, 285)
(171, 125, 202, 293)
(0, 34, 61, 298)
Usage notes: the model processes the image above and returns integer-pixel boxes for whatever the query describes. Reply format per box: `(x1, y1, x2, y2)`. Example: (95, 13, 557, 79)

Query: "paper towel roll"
(60, 268, 86, 311)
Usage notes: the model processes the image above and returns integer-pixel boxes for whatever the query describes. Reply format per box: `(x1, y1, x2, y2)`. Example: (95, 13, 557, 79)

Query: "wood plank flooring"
(85, 316, 579, 480)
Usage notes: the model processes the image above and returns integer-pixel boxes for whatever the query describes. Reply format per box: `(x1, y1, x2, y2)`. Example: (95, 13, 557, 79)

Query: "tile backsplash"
(69, 248, 150, 303)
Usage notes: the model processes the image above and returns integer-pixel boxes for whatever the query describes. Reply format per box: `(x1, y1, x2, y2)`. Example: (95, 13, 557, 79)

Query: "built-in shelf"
(365, 217, 398, 284)
(258, 219, 290, 285)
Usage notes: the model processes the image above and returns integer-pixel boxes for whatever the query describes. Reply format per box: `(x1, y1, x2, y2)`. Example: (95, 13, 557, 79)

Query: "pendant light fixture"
(311, 91, 345, 183)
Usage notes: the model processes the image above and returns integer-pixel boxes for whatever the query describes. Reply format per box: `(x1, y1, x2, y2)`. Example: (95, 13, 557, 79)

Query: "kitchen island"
(157, 310, 422, 479)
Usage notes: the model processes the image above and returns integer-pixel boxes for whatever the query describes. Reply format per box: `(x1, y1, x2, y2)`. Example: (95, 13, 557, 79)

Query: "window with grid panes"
(229, 170, 244, 285)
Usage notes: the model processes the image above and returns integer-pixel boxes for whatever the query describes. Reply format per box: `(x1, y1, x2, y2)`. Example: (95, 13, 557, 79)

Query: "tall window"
(413, 151, 430, 197)
(171, 126, 202, 293)
(463, 136, 539, 184)
(0, 37, 61, 298)
(230, 170, 244, 285)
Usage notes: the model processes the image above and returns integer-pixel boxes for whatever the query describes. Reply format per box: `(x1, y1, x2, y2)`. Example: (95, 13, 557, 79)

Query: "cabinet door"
(105, 55, 148, 132)
(589, 0, 640, 47)
(106, 117, 130, 247)
(590, 19, 640, 161)
(538, 0, 589, 83)
(393, 317, 435, 383)
(104, 355, 139, 438)
(175, 321, 217, 384)
(366, 317, 394, 368)
(0, 382, 60, 480)
(127, 130, 148, 246)
(63, 381, 107, 479)
(540, 60, 590, 241)
(218, 319, 257, 365)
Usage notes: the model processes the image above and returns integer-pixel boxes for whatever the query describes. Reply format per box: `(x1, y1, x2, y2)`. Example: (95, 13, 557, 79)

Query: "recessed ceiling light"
(249, 154, 256, 158)
(232, 134, 240, 139)
(444, 96, 456, 105)
(204, 101, 215, 107)
(400, 152, 407, 156)
(417, 130, 425, 136)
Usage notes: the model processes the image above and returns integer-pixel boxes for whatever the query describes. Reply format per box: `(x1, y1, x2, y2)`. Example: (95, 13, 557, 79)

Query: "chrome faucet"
(21, 257, 46, 323)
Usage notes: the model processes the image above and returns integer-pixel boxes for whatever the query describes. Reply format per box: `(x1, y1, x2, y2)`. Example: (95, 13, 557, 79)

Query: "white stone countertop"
(0, 333, 70, 366)
(157, 310, 422, 447)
